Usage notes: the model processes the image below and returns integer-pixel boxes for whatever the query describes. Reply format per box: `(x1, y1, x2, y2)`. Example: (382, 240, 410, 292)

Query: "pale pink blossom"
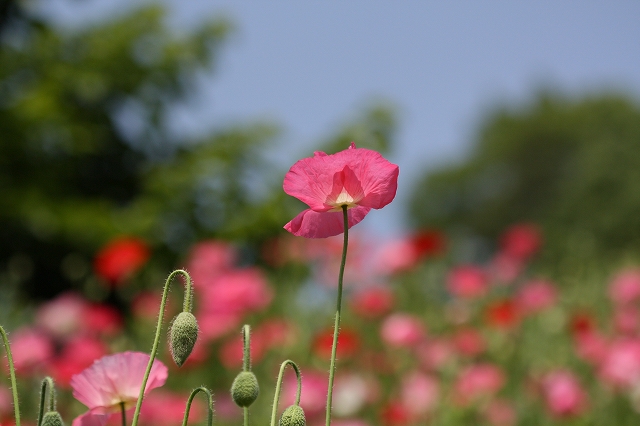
(541, 370, 588, 418)
(200, 268, 272, 316)
(0, 385, 12, 419)
(489, 253, 524, 283)
(36, 292, 87, 338)
(380, 313, 425, 348)
(416, 339, 455, 371)
(49, 336, 108, 387)
(186, 241, 237, 288)
(283, 142, 399, 238)
(515, 280, 557, 314)
(609, 270, 640, 305)
(373, 238, 420, 274)
(483, 399, 516, 426)
(453, 363, 505, 406)
(139, 391, 202, 426)
(10, 328, 54, 374)
(447, 266, 488, 299)
(452, 328, 485, 357)
(70, 352, 168, 426)
(281, 370, 327, 418)
(599, 339, 640, 389)
(399, 372, 439, 417)
(333, 373, 374, 416)
(573, 331, 608, 366)
(614, 305, 640, 335)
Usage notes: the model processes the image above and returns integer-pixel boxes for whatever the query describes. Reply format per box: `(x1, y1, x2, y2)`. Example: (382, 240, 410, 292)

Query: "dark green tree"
(0, 2, 396, 300)
(409, 92, 640, 263)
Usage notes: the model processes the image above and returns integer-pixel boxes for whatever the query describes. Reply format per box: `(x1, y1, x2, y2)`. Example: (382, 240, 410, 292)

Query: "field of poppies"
(2, 143, 640, 426)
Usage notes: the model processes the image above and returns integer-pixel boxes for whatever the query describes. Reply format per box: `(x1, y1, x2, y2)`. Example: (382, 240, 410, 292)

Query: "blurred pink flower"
(10, 328, 54, 375)
(350, 288, 395, 319)
(488, 253, 524, 284)
(283, 142, 399, 238)
(49, 336, 108, 387)
(573, 332, 608, 366)
(416, 339, 455, 371)
(399, 371, 439, 417)
(186, 241, 237, 288)
(499, 223, 542, 261)
(281, 370, 327, 418)
(483, 399, 516, 426)
(200, 268, 272, 316)
(485, 299, 520, 329)
(380, 313, 425, 348)
(614, 305, 640, 335)
(374, 231, 444, 274)
(0, 385, 12, 420)
(609, 270, 640, 305)
(70, 352, 168, 426)
(139, 391, 202, 426)
(36, 292, 87, 338)
(94, 237, 149, 285)
(599, 339, 640, 389)
(453, 363, 505, 406)
(515, 280, 557, 315)
(198, 311, 241, 341)
(447, 266, 488, 299)
(452, 328, 485, 357)
(541, 370, 588, 418)
(81, 303, 122, 336)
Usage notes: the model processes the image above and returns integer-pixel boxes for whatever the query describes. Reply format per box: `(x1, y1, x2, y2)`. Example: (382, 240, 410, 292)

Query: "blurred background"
(2, 1, 640, 425)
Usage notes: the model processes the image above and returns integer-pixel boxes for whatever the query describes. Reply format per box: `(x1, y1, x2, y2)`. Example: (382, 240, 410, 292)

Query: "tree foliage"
(409, 93, 640, 262)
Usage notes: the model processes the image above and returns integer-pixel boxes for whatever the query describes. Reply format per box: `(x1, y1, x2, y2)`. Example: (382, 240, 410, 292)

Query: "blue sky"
(44, 1, 640, 237)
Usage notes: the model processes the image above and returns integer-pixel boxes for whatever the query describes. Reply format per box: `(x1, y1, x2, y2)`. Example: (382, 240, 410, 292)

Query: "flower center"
(328, 188, 360, 211)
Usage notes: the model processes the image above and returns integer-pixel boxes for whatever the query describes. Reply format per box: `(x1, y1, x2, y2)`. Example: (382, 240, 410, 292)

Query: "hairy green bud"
(169, 312, 199, 367)
(41, 411, 64, 426)
(230, 371, 259, 407)
(279, 405, 306, 426)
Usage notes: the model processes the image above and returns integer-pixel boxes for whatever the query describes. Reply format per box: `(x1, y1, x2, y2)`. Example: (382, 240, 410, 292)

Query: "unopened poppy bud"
(169, 312, 199, 367)
(41, 411, 64, 426)
(231, 371, 259, 407)
(279, 405, 305, 426)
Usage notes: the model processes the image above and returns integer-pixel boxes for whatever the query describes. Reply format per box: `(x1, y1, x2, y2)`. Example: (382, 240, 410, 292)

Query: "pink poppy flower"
(283, 142, 399, 238)
(380, 313, 425, 348)
(70, 351, 168, 426)
(499, 223, 542, 261)
(447, 266, 488, 299)
(608, 269, 640, 305)
(399, 372, 439, 417)
(515, 280, 557, 315)
(541, 370, 588, 418)
(453, 363, 505, 406)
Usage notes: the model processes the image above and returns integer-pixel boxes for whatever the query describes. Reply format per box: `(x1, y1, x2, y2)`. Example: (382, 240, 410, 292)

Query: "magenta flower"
(283, 142, 399, 238)
(70, 351, 168, 426)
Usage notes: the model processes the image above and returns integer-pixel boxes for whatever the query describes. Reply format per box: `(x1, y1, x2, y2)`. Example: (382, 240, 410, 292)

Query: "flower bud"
(279, 405, 305, 426)
(41, 411, 64, 426)
(169, 312, 199, 367)
(231, 371, 259, 407)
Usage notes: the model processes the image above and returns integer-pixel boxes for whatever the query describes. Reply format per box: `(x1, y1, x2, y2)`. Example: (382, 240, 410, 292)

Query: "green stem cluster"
(270, 360, 303, 426)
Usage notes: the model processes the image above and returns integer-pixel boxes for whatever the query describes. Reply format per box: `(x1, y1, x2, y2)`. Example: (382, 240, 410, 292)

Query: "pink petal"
(283, 145, 398, 211)
(72, 411, 111, 426)
(71, 352, 168, 410)
(284, 207, 371, 238)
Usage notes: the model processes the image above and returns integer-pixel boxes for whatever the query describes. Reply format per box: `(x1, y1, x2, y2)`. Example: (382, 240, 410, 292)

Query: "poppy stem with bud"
(131, 269, 196, 426)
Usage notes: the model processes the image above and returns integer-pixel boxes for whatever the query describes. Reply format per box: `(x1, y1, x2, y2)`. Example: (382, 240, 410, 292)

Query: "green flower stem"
(131, 269, 194, 426)
(242, 324, 251, 426)
(182, 387, 213, 426)
(37, 377, 55, 426)
(270, 360, 302, 426)
(0, 325, 20, 426)
(242, 324, 251, 372)
(120, 402, 126, 426)
(325, 206, 349, 426)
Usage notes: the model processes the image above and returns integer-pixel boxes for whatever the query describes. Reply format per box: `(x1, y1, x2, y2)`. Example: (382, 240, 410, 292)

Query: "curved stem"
(0, 325, 20, 426)
(270, 360, 303, 426)
(325, 206, 349, 426)
(182, 387, 213, 426)
(37, 377, 55, 426)
(131, 269, 194, 426)
(242, 324, 251, 372)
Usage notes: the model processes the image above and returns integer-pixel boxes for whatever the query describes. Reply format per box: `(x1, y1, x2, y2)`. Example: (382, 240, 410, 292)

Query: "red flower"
(313, 327, 360, 359)
(499, 223, 542, 261)
(485, 299, 519, 329)
(283, 142, 399, 238)
(94, 237, 149, 284)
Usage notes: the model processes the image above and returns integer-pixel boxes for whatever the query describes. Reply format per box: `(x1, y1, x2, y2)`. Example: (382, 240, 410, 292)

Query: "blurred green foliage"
(0, 2, 396, 301)
(409, 93, 640, 265)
